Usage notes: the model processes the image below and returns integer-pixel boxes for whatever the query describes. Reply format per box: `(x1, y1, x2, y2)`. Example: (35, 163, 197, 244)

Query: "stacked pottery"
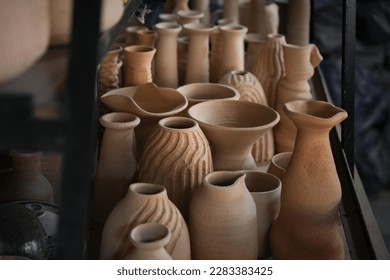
(189, 171, 258, 259)
(270, 100, 348, 259)
(100, 182, 191, 260)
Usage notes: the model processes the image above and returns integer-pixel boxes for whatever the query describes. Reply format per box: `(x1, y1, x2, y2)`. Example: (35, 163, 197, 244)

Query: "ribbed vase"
(138, 116, 213, 220)
(100, 183, 191, 260)
(123, 45, 156, 86)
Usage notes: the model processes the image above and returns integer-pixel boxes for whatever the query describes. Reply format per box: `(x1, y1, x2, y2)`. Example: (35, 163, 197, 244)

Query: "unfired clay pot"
(100, 182, 191, 260)
(223, 0, 240, 23)
(244, 33, 266, 72)
(188, 100, 280, 171)
(135, 29, 157, 47)
(97, 44, 123, 96)
(189, 171, 258, 259)
(285, 0, 311, 46)
(138, 116, 213, 220)
(269, 99, 348, 260)
(125, 223, 172, 260)
(123, 45, 156, 86)
(192, 0, 210, 23)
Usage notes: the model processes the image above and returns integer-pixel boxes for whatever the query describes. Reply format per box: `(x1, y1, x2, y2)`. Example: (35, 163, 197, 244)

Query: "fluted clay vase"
(100, 83, 188, 159)
(100, 183, 191, 260)
(266, 151, 292, 182)
(189, 171, 257, 259)
(218, 24, 248, 80)
(154, 22, 182, 88)
(285, 0, 310, 46)
(91, 112, 140, 225)
(97, 44, 123, 96)
(269, 100, 348, 260)
(123, 45, 156, 86)
(223, 0, 240, 23)
(124, 26, 149, 46)
(0, 151, 54, 203)
(219, 70, 275, 163)
(183, 23, 216, 84)
(243, 170, 281, 259)
(138, 117, 213, 220)
(273, 43, 323, 153)
(125, 223, 172, 260)
(251, 34, 286, 109)
(188, 100, 280, 171)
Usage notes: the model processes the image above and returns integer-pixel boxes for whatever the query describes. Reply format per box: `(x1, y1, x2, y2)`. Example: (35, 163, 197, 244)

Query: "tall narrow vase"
(285, 0, 311, 46)
(100, 183, 191, 260)
(192, 0, 210, 23)
(270, 100, 348, 260)
(223, 0, 240, 23)
(123, 45, 156, 86)
(189, 171, 258, 259)
(154, 22, 182, 88)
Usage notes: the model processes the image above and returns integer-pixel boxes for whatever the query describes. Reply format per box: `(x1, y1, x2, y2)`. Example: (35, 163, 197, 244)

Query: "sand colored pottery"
(138, 116, 213, 220)
(274, 43, 323, 153)
(135, 29, 157, 47)
(173, 0, 190, 12)
(188, 100, 279, 171)
(100, 183, 191, 260)
(123, 45, 156, 86)
(192, 0, 210, 23)
(124, 26, 149, 46)
(100, 83, 188, 159)
(244, 33, 266, 71)
(189, 171, 258, 259)
(266, 151, 292, 181)
(219, 70, 274, 163)
(97, 44, 123, 96)
(125, 223, 172, 260)
(91, 112, 140, 224)
(270, 100, 348, 260)
(285, 0, 310, 46)
(223, 0, 240, 23)
(243, 170, 281, 259)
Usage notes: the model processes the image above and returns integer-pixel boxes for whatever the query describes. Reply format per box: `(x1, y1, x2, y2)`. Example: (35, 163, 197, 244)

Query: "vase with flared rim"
(123, 45, 156, 86)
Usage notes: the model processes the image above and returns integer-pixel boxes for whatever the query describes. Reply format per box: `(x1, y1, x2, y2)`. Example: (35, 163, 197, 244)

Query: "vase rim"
(204, 170, 246, 189)
(243, 170, 282, 193)
(99, 112, 140, 129)
(159, 116, 198, 130)
(130, 222, 171, 249)
(129, 182, 167, 196)
(177, 9, 204, 18)
(183, 22, 216, 32)
(155, 21, 182, 31)
(177, 83, 240, 102)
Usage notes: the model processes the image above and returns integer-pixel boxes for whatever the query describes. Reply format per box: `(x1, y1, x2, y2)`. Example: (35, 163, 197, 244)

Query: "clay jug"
(189, 171, 258, 259)
(219, 70, 275, 163)
(269, 99, 348, 260)
(0, 151, 54, 203)
(188, 100, 280, 171)
(123, 45, 156, 86)
(91, 112, 140, 225)
(183, 23, 216, 84)
(125, 223, 172, 260)
(154, 22, 182, 88)
(100, 182, 191, 260)
(267, 151, 292, 181)
(273, 43, 323, 153)
(285, 0, 311, 46)
(138, 116, 213, 220)
(243, 170, 281, 259)
(100, 83, 188, 159)
(251, 34, 286, 109)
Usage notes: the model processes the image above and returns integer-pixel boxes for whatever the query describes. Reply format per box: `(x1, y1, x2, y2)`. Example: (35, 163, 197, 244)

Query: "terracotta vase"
(125, 223, 172, 260)
(266, 151, 292, 181)
(243, 170, 281, 259)
(0, 151, 54, 203)
(269, 99, 348, 260)
(218, 24, 248, 81)
(135, 29, 157, 47)
(251, 34, 286, 109)
(154, 22, 182, 88)
(124, 26, 149, 46)
(138, 116, 213, 220)
(100, 83, 188, 159)
(223, 0, 240, 23)
(123, 45, 156, 86)
(100, 182, 191, 260)
(273, 43, 323, 153)
(97, 44, 123, 96)
(91, 112, 140, 224)
(244, 33, 266, 72)
(183, 23, 216, 84)
(158, 13, 178, 23)
(285, 0, 311, 46)
(189, 171, 258, 259)
(188, 100, 280, 171)
(219, 70, 274, 163)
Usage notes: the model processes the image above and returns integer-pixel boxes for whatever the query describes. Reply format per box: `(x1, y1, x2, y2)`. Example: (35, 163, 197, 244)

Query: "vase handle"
(310, 44, 323, 68)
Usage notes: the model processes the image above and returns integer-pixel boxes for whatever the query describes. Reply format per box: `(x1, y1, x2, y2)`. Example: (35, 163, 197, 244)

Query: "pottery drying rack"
(0, 0, 388, 259)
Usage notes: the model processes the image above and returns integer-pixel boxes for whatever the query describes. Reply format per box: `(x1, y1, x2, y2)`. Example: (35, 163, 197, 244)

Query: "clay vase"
(223, 0, 240, 23)
(91, 112, 140, 225)
(266, 151, 292, 182)
(219, 70, 275, 163)
(243, 170, 281, 259)
(269, 99, 348, 260)
(218, 24, 248, 80)
(251, 34, 286, 109)
(177, 36, 189, 86)
(97, 44, 123, 96)
(189, 171, 258, 259)
(154, 22, 182, 88)
(273, 43, 323, 153)
(244, 33, 266, 72)
(100, 182, 191, 260)
(135, 29, 157, 47)
(124, 26, 149, 46)
(123, 45, 156, 86)
(192, 0, 210, 23)
(0, 151, 54, 203)
(138, 116, 213, 220)
(100, 83, 188, 159)
(173, 0, 190, 12)
(158, 13, 178, 23)
(285, 0, 311, 46)
(183, 23, 216, 84)
(248, 0, 279, 36)
(125, 223, 172, 260)
(188, 100, 280, 171)
(176, 10, 204, 36)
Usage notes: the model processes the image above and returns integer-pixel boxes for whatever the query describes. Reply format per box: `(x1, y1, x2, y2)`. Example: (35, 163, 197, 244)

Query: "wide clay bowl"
(188, 100, 280, 170)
